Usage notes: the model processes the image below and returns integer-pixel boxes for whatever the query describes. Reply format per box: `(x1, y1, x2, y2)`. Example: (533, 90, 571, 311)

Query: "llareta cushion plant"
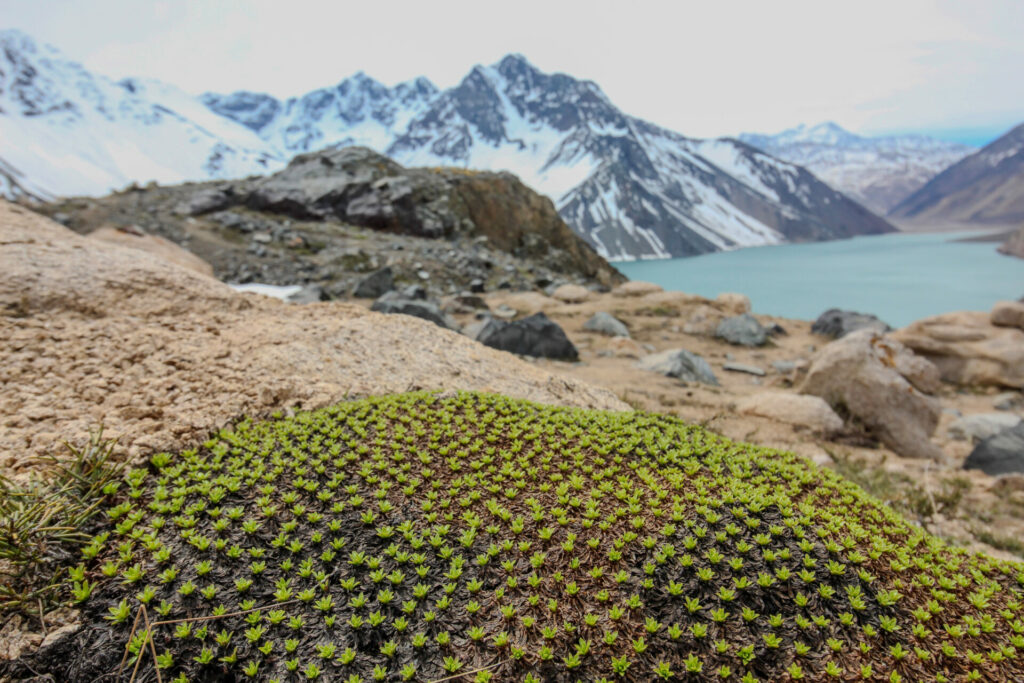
(55, 393, 1024, 681)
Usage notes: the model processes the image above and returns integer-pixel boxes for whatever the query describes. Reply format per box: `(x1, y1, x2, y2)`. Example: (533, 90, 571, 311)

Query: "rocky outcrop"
(475, 313, 578, 361)
(0, 200, 625, 474)
(583, 312, 629, 338)
(964, 422, 1024, 476)
(715, 314, 767, 347)
(736, 392, 843, 435)
(245, 147, 623, 286)
(811, 308, 889, 338)
(37, 147, 624, 299)
(998, 225, 1024, 259)
(891, 308, 1024, 388)
(637, 349, 719, 386)
(801, 329, 942, 460)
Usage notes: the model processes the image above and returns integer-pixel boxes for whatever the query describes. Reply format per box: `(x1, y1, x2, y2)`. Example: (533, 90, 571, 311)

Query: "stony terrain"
(31, 147, 623, 300)
(4, 197, 1024, 674)
(441, 287, 1024, 564)
(0, 200, 624, 481)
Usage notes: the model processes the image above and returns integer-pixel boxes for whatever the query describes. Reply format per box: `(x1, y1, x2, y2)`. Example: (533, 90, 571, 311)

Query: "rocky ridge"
(34, 147, 623, 299)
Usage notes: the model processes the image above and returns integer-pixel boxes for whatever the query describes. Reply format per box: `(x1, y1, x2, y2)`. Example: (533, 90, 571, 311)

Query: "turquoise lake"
(612, 231, 1024, 328)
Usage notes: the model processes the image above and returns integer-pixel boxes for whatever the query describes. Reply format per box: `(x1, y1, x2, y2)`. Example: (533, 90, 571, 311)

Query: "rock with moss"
(20, 392, 1022, 682)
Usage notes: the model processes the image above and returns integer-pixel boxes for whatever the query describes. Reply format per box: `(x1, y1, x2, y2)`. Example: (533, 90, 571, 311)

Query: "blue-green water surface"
(613, 231, 1024, 327)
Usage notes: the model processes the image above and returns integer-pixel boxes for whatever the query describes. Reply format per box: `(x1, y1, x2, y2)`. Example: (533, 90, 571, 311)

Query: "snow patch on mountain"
(0, 29, 280, 200)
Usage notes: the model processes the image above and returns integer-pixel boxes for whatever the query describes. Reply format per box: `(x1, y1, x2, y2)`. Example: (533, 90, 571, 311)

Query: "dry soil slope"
(0, 200, 625, 476)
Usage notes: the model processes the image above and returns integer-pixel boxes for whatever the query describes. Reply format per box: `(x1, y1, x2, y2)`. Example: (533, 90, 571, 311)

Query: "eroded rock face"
(811, 308, 890, 339)
(801, 329, 942, 459)
(637, 349, 719, 386)
(892, 310, 1024, 388)
(475, 313, 578, 361)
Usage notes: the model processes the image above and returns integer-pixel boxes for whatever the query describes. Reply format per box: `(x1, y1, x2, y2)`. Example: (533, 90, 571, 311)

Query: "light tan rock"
(551, 284, 592, 303)
(612, 280, 663, 297)
(604, 337, 645, 359)
(715, 292, 751, 315)
(801, 329, 942, 460)
(736, 392, 843, 435)
(683, 304, 724, 336)
(991, 300, 1024, 331)
(89, 226, 215, 277)
(0, 201, 627, 477)
(892, 311, 1024, 388)
(500, 291, 554, 315)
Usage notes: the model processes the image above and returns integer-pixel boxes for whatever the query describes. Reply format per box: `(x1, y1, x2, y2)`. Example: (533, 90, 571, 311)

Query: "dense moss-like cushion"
(73, 393, 1023, 681)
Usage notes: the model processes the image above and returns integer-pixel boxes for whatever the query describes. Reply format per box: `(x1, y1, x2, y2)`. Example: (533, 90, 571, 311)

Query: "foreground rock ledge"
(0, 201, 625, 475)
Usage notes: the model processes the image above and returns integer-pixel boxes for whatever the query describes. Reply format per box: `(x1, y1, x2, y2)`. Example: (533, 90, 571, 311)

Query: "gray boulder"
(475, 313, 578, 361)
(715, 314, 767, 347)
(637, 349, 719, 386)
(964, 422, 1024, 476)
(353, 267, 394, 298)
(811, 308, 890, 339)
(371, 291, 456, 330)
(947, 413, 1022, 442)
(801, 329, 941, 459)
(583, 312, 630, 338)
(174, 188, 233, 216)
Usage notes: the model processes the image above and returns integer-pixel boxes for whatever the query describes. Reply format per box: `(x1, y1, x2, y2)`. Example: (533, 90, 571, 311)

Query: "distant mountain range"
(890, 122, 1024, 226)
(738, 123, 975, 214)
(0, 29, 898, 259)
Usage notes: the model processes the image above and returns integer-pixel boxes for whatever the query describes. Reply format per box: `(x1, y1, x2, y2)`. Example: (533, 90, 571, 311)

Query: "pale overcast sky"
(6, 0, 1023, 145)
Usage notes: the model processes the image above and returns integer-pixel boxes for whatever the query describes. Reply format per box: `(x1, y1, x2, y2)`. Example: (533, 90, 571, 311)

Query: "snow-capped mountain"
(0, 29, 278, 201)
(889, 122, 1024, 225)
(739, 123, 974, 214)
(226, 54, 889, 259)
(202, 74, 438, 157)
(1, 30, 895, 259)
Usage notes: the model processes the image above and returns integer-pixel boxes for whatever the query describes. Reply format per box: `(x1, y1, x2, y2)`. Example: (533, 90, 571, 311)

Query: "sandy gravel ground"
(0, 201, 625, 477)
